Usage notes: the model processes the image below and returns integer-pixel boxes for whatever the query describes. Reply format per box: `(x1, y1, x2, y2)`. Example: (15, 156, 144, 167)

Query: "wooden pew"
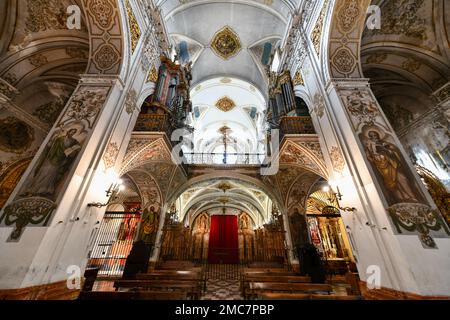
(135, 272, 206, 292)
(157, 260, 199, 270)
(257, 293, 363, 300)
(113, 280, 201, 299)
(78, 290, 187, 300)
(241, 275, 311, 296)
(242, 268, 291, 274)
(245, 282, 332, 299)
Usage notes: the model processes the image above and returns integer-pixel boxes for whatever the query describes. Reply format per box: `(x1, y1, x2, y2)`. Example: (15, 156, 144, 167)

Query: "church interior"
(0, 0, 449, 301)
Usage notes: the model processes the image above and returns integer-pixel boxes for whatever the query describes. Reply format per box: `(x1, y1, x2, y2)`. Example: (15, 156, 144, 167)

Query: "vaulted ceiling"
(361, 0, 450, 132)
(156, 0, 298, 94)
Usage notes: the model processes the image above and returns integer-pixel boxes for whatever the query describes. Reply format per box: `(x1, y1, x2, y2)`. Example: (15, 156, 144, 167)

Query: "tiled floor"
(201, 264, 243, 300)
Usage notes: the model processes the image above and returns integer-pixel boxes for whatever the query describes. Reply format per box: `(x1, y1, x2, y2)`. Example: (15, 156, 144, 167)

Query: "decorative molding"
(210, 26, 242, 60)
(292, 70, 305, 86)
(124, 89, 138, 114)
(330, 146, 345, 173)
(215, 96, 236, 112)
(103, 142, 119, 169)
(125, 0, 141, 53)
(311, 0, 329, 56)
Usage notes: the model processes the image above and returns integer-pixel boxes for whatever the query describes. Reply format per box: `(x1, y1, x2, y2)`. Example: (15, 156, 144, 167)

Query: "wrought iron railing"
(86, 212, 141, 278)
(279, 116, 316, 137)
(183, 152, 265, 165)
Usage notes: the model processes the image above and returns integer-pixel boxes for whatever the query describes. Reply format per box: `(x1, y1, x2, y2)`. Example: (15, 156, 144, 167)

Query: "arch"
(325, 0, 372, 80)
(81, 0, 126, 77)
(167, 171, 284, 210)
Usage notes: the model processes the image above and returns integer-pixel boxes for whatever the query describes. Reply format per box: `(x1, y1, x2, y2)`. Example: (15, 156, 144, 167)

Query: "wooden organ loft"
(135, 56, 193, 135)
(267, 70, 315, 139)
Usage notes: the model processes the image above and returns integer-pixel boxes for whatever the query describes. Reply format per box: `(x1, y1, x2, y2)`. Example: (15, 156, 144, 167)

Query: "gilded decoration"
(416, 166, 450, 225)
(0, 117, 34, 154)
(125, 0, 141, 53)
(215, 96, 236, 112)
(311, 0, 329, 56)
(210, 26, 242, 60)
(147, 64, 158, 83)
(292, 70, 305, 86)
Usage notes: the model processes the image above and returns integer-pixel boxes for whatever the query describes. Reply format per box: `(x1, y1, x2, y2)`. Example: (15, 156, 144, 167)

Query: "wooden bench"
(257, 292, 363, 300)
(157, 260, 199, 270)
(135, 272, 206, 291)
(245, 282, 332, 299)
(242, 268, 291, 274)
(241, 275, 311, 296)
(78, 290, 187, 300)
(113, 280, 201, 299)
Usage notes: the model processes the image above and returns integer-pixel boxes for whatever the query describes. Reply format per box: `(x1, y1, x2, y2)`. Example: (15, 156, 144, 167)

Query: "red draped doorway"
(208, 215, 239, 264)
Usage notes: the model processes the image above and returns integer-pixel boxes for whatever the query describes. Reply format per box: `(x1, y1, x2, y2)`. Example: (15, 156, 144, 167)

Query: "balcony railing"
(279, 116, 316, 137)
(134, 113, 172, 136)
(183, 152, 264, 165)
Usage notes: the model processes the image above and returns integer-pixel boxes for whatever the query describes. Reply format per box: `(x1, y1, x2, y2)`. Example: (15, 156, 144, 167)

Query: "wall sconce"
(322, 184, 357, 213)
(87, 178, 125, 208)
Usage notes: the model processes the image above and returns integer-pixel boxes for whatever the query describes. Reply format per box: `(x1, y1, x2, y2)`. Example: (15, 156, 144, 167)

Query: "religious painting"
(137, 205, 160, 250)
(0, 117, 34, 153)
(18, 122, 87, 201)
(359, 124, 426, 206)
(1, 86, 109, 241)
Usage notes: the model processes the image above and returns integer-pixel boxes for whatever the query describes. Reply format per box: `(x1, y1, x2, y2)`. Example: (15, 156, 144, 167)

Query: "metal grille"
(86, 212, 141, 278)
(183, 153, 264, 165)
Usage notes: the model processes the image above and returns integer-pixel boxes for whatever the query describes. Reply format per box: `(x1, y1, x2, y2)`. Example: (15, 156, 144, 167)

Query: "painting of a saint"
(21, 125, 84, 200)
(138, 206, 160, 246)
(360, 126, 426, 205)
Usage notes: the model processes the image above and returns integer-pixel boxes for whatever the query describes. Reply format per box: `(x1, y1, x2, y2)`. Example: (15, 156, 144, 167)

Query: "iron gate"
(86, 212, 141, 278)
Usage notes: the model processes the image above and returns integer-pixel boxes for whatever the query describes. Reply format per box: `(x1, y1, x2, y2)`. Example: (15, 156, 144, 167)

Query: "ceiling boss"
(210, 26, 242, 60)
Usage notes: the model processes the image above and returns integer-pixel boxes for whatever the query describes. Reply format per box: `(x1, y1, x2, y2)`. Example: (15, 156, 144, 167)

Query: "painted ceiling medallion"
(211, 26, 242, 60)
(215, 96, 236, 112)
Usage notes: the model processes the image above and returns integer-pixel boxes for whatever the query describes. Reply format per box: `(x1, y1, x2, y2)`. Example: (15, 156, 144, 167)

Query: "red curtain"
(208, 215, 239, 264)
